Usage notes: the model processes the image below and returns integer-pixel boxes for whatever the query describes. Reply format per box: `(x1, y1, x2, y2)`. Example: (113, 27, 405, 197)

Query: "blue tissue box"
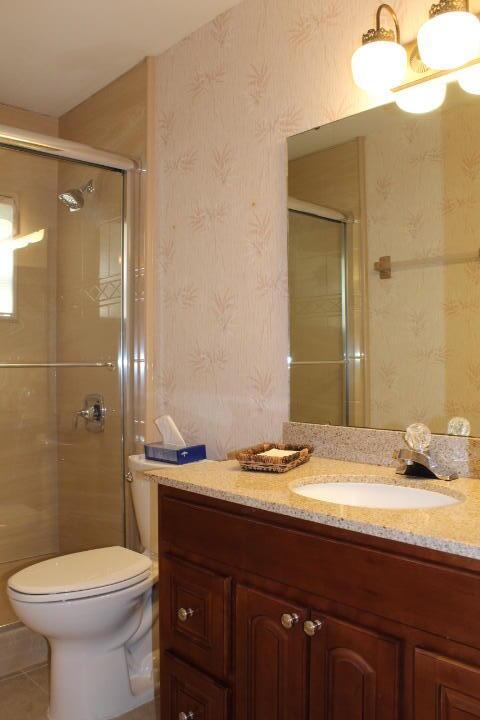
(144, 442, 207, 464)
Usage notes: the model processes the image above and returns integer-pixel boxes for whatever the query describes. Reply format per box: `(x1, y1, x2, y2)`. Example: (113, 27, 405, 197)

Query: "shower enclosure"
(288, 204, 349, 426)
(0, 128, 136, 629)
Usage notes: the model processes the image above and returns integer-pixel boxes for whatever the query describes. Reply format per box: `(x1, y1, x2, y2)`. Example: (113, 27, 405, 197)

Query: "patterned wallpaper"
(153, 0, 480, 458)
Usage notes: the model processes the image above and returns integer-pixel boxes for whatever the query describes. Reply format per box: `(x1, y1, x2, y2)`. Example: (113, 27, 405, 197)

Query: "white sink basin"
(291, 477, 460, 509)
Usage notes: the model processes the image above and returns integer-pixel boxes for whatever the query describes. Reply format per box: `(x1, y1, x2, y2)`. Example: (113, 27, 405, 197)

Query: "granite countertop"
(147, 457, 480, 560)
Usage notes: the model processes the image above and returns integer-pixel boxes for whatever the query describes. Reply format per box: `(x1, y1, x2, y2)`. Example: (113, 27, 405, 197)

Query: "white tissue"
(154, 415, 187, 448)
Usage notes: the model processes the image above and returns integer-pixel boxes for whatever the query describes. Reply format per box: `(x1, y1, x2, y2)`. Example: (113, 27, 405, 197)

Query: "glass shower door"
(288, 210, 348, 425)
(0, 145, 125, 628)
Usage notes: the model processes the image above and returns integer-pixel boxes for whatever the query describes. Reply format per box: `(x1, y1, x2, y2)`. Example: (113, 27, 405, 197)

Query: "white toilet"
(8, 454, 164, 720)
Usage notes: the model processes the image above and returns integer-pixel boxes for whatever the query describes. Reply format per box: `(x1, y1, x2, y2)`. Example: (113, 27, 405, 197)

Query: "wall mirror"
(287, 82, 480, 436)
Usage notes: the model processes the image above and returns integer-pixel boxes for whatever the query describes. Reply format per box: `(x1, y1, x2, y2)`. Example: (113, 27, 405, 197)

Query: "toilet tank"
(128, 454, 169, 559)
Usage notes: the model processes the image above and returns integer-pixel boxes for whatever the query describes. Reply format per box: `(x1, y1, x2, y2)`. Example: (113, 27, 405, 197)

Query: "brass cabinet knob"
(179, 713, 195, 720)
(281, 612, 300, 629)
(177, 607, 195, 623)
(303, 619, 323, 637)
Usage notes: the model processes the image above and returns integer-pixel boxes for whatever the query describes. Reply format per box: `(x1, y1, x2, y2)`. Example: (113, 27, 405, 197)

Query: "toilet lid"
(8, 546, 152, 595)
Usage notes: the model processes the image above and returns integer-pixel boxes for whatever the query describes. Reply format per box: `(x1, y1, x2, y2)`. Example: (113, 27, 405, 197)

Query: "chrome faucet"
(394, 423, 458, 482)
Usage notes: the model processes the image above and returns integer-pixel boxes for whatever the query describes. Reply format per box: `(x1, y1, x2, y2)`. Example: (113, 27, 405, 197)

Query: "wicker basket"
(236, 443, 314, 473)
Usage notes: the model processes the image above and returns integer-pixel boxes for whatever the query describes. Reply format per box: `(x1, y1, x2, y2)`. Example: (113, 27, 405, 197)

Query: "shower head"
(58, 180, 94, 212)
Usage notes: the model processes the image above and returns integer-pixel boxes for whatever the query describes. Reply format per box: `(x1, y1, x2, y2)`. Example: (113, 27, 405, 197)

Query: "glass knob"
(281, 613, 300, 629)
(179, 713, 195, 720)
(405, 423, 431, 452)
(447, 416, 471, 437)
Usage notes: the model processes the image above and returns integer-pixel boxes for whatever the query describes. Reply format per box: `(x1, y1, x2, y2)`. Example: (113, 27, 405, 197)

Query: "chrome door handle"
(179, 713, 195, 720)
(304, 619, 323, 637)
(177, 607, 195, 622)
(281, 612, 300, 630)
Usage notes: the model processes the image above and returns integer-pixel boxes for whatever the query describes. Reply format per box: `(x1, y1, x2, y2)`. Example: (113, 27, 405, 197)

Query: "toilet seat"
(8, 546, 153, 603)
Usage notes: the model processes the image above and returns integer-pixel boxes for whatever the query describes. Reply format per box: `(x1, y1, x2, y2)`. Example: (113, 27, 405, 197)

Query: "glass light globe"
(405, 423, 432, 452)
(352, 41, 407, 92)
(458, 64, 480, 94)
(395, 79, 447, 113)
(418, 10, 480, 70)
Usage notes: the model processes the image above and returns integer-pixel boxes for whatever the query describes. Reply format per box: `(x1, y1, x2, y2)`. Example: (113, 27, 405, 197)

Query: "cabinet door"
(236, 585, 308, 720)
(162, 651, 229, 720)
(415, 649, 480, 719)
(310, 614, 399, 720)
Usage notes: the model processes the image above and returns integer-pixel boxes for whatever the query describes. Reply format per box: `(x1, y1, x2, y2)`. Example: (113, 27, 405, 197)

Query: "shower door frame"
(0, 123, 139, 547)
(288, 198, 351, 427)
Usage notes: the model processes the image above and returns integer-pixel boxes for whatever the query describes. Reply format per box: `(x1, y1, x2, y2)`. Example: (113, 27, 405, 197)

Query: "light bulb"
(352, 40, 407, 92)
(457, 63, 480, 93)
(418, 4, 480, 70)
(395, 79, 447, 113)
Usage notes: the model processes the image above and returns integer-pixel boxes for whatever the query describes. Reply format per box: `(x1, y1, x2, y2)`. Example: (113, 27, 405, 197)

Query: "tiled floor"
(0, 664, 159, 720)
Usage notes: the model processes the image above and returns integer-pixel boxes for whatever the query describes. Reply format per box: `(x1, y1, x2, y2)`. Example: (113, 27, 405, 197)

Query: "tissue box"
(144, 442, 207, 464)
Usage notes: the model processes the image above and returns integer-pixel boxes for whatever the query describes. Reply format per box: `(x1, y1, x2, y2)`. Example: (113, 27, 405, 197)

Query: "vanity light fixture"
(417, 0, 480, 70)
(353, 3, 480, 113)
(394, 77, 447, 113)
(351, 4, 407, 92)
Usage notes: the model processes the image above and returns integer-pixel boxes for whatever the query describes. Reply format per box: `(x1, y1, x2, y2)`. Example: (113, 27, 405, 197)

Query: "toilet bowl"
(8, 547, 157, 720)
(7, 454, 166, 720)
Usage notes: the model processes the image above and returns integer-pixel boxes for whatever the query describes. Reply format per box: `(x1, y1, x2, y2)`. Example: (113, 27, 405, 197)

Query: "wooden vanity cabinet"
(158, 487, 480, 720)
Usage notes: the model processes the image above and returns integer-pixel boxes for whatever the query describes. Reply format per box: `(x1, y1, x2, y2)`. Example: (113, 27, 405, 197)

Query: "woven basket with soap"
(236, 443, 313, 473)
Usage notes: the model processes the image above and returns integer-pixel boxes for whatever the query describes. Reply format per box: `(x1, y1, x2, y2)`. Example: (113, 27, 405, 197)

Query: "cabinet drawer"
(162, 652, 229, 720)
(161, 555, 231, 679)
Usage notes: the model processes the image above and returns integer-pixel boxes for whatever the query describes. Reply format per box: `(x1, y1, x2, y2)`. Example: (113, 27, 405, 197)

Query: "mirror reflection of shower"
(58, 180, 94, 212)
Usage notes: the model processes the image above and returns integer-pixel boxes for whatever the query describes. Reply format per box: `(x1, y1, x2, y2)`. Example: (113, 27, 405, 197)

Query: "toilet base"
(47, 640, 154, 720)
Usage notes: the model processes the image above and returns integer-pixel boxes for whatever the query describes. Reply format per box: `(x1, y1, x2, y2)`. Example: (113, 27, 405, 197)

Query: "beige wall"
(0, 104, 58, 625)
(57, 60, 150, 553)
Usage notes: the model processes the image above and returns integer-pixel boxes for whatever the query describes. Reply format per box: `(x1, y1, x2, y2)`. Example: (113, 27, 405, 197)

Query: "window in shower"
(0, 196, 17, 318)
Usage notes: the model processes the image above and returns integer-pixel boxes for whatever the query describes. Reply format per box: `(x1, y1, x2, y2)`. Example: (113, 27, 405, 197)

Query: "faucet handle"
(405, 423, 431, 453)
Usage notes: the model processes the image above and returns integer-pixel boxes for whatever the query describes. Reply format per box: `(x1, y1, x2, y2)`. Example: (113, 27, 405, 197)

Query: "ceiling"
(0, 0, 241, 117)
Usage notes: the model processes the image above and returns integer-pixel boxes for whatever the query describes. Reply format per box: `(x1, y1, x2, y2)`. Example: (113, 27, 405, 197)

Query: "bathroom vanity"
(151, 457, 480, 720)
